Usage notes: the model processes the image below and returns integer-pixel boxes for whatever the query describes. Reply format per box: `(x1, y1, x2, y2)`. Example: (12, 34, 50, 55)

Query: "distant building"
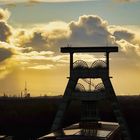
(23, 81, 31, 98)
(3, 93, 8, 98)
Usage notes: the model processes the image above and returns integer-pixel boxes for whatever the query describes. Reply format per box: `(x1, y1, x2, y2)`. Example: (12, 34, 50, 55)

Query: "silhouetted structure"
(39, 46, 131, 140)
(24, 82, 30, 98)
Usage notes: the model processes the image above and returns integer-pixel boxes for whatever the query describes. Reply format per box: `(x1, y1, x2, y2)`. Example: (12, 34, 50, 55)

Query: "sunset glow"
(0, 0, 140, 96)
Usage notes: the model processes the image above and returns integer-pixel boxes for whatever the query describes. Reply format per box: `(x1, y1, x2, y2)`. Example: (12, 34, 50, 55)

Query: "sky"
(0, 0, 140, 96)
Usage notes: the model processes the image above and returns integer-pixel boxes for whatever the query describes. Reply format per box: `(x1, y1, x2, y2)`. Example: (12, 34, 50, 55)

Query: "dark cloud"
(24, 31, 47, 51)
(0, 42, 16, 79)
(14, 28, 49, 52)
(0, 21, 12, 42)
(113, 30, 135, 42)
(0, 47, 13, 61)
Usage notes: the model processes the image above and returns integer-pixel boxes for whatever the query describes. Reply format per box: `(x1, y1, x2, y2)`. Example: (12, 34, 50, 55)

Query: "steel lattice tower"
(51, 46, 131, 140)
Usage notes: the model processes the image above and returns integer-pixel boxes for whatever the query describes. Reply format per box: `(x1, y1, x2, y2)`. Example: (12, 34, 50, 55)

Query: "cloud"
(0, 60, 13, 79)
(0, 0, 94, 6)
(14, 22, 70, 52)
(0, 42, 19, 79)
(109, 26, 135, 42)
(14, 50, 69, 71)
(16, 51, 54, 61)
(29, 0, 88, 2)
(0, 21, 12, 42)
(108, 25, 140, 59)
(16, 50, 98, 71)
(16, 15, 116, 52)
(69, 15, 115, 46)
(28, 64, 54, 70)
(0, 8, 10, 21)
(0, 47, 13, 61)
(114, 30, 134, 42)
(22, 31, 48, 51)
(117, 39, 140, 56)
(0, 15, 22, 79)
(0, 8, 140, 95)
(0, 42, 14, 62)
(1, 7, 140, 80)
(0, 9, 12, 43)
(11, 14, 140, 68)
(113, 0, 138, 3)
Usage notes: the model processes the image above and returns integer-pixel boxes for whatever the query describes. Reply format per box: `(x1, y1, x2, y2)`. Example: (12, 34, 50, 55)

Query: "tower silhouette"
(51, 46, 131, 140)
(24, 81, 30, 98)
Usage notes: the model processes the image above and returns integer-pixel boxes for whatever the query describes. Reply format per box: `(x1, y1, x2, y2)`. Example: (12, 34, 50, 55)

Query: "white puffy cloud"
(9, 15, 140, 65)
(117, 39, 140, 57)
(15, 14, 140, 63)
(13, 22, 70, 52)
(28, 64, 54, 70)
(0, 8, 10, 21)
(68, 15, 115, 46)
(15, 15, 116, 52)
(1, 7, 140, 79)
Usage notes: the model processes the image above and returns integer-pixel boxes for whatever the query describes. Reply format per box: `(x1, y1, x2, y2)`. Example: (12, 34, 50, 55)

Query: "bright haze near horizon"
(0, 0, 140, 96)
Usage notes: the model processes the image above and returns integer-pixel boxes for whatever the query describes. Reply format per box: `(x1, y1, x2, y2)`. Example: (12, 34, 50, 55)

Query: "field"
(0, 96, 139, 140)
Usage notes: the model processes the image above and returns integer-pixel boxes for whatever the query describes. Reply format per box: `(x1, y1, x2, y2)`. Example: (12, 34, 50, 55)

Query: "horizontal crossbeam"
(61, 46, 118, 53)
(71, 91, 106, 101)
